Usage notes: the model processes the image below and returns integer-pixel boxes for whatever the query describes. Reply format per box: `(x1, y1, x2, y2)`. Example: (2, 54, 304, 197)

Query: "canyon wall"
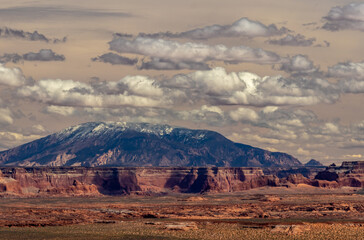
(0, 167, 277, 196)
(1, 162, 363, 197)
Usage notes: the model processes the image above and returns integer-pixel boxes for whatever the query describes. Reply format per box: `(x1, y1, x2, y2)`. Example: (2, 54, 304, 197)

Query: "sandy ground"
(0, 187, 363, 239)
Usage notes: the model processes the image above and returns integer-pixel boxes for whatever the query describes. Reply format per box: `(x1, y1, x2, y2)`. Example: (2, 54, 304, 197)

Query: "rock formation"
(0, 167, 278, 196)
(0, 161, 363, 197)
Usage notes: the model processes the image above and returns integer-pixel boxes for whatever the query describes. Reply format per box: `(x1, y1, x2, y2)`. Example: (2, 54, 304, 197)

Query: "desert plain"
(0, 186, 363, 240)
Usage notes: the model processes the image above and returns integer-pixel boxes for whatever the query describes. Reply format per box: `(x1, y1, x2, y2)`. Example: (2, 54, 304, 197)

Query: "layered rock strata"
(0, 167, 277, 196)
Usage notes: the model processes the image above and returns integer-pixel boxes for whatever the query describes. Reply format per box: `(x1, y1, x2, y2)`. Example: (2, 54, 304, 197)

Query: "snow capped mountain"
(0, 122, 302, 167)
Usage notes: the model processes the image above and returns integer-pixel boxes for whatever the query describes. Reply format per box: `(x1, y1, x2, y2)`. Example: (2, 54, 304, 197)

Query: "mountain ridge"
(0, 121, 302, 167)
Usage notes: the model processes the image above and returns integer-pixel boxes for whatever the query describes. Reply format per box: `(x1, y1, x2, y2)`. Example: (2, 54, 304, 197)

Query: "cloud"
(267, 34, 316, 46)
(177, 105, 226, 125)
(229, 107, 259, 122)
(0, 6, 130, 21)
(328, 61, 364, 79)
(139, 17, 288, 39)
(14, 65, 342, 112)
(0, 64, 27, 86)
(0, 49, 65, 63)
(44, 106, 78, 116)
(0, 108, 13, 125)
(322, 3, 364, 31)
(92, 52, 137, 65)
(0, 27, 66, 43)
(0, 131, 44, 151)
(279, 55, 318, 74)
(343, 154, 362, 158)
(0, 54, 22, 64)
(18, 76, 171, 108)
(164, 67, 337, 106)
(23, 49, 65, 61)
(328, 61, 364, 93)
(138, 58, 211, 70)
(109, 36, 282, 66)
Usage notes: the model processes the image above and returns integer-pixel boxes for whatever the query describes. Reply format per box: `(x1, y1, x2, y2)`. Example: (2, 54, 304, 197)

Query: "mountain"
(0, 122, 302, 167)
(305, 159, 324, 167)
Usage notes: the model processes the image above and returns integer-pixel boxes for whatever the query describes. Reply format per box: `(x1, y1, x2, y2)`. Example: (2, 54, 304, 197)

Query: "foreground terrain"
(0, 188, 363, 239)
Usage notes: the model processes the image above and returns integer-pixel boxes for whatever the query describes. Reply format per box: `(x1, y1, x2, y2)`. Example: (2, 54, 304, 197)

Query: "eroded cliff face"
(1, 162, 363, 197)
(0, 167, 275, 196)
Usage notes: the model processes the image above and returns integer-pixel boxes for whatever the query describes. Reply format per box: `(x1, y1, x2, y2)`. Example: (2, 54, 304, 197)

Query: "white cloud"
(279, 55, 318, 74)
(161, 17, 288, 39)
(229, 107, 259, 122)
(18, 76, 169, 108)
(109, 36, 281, 65)
(328, 61, 364, 79)
(45, 106, 77, 116)
(164, 67, 338, 107)
(344, 154, 362, 158)
(0, 64, 26, 86)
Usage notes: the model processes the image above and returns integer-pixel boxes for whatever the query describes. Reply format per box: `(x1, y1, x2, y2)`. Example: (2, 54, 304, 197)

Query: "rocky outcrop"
(0, 167, 277, 196)
(305, 159, 324, 167)
(314, 161, 364, 188)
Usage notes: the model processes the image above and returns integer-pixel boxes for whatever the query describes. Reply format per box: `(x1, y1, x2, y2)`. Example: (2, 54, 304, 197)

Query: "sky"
(0, 0, 364, 164)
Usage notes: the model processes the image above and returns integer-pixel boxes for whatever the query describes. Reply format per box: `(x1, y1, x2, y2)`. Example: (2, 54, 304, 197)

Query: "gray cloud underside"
(0, 27, 66, 43)
(323, 3, 364, 31)
(92, 52, 137, 65)
(138, 58, 211, 70)
(138, 17, 288, 39)
(267, 34, 316, 46)
(0, 49, 65, 63)
(109, 36, 282, 65)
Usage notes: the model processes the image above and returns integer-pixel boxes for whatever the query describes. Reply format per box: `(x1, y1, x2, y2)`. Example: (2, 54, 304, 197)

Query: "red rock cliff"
(0, 167, 275, 196)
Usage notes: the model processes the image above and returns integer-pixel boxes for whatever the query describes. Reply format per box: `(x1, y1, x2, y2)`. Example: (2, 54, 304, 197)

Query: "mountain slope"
(0, 122, 302, 167)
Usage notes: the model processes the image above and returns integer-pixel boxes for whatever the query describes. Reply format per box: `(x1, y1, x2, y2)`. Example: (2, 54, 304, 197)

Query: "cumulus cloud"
(18, 76, 171, 108)
(229, 107, 259, 122)
(267, 34, 316, 46)
(0, 27, 66, 43)
(0, 64, 27, 86)
(164, 67, 337, 106)
(323, 3, 364, 31)
(109, 36, 282, 66)
(328, 61, 364, 93)
(139, 17, 288, 39)
(177, 105, 226, 125)
(138, 58, 211, 70)
(0, 49, 65, 63)
(92, 52, 137, 65)
(328, 61, 364, 79)
(279, 55, 318, 74)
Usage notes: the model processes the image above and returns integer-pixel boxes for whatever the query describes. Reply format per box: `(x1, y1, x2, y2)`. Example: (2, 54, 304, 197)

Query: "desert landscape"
(0, 187, 363, 239)
(0, 161, 363, 239)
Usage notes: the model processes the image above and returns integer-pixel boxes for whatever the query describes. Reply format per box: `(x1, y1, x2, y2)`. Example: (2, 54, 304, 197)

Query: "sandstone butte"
(0, 161, 363, 197)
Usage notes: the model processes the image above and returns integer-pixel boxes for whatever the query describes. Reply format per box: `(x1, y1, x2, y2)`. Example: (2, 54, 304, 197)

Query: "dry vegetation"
(0, 187, 363, 239)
